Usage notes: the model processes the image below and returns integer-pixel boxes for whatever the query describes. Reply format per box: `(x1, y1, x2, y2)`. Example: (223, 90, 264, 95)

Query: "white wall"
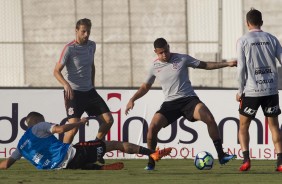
(0, 0, 24, 86)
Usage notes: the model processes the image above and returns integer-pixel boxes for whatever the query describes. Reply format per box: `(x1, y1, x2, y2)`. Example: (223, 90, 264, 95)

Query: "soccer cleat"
(150, 147, 172, 161)
(239, 159, 251, 171)
(276, 165, 282, 172)
(100, 162, 124, 170)
(144, 165, 155, 171)
(219, 153, 237, 165)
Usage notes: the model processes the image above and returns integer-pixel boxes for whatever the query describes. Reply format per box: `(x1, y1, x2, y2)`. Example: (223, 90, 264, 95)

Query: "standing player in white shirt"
(125, 38, 237, 170)
(236, 8, 282, 172)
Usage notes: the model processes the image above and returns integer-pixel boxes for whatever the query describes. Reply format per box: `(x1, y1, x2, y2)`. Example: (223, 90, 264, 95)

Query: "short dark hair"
(246, 8, 262, 26)
(76, 18, 92, 29)
(154, 38, 168, 49)
(26, 111, 44, 127)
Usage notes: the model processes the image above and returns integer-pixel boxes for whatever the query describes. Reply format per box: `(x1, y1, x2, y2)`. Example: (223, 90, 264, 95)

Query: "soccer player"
(125, 37, 237, 170)
(236, 8, 282, 172)
(53, 18, 113, 164)
(0, 112, 172, 170)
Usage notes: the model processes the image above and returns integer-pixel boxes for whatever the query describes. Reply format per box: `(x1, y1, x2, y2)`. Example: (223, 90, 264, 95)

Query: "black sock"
(140, 146, 156, 167)
(242, 151, 250, 162)
(148, 157, 155, 167)
(138, 146, 155, 156)
(213, 139, 224, 158)
(94, 137, 101, 141)
(277, 153, 282, 166)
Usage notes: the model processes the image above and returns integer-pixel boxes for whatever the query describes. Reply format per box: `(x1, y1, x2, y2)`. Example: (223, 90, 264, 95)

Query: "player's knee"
(108, 118, 114, 126)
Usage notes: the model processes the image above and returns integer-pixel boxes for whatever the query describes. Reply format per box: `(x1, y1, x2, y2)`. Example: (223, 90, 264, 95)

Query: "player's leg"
(193, 103, 220, 140)
(238, 114, 252, 153)
(262, 94, 282, 171)
(94, 112, 113, 164)
(104, 140, 172, 161)
(63, 90, 84, 144)
(238, 95, 260, 171)
(86, 89, 114, 164)
(267, 117, 282, 152)
(238, 114, 252, 171)
(193, 102, 236, 164)
(63, 117, 80, 143)
(96, 112, 114, 140)
(146, 113, 169, 170)
(68, 141, 124, 170)
(267, 116, 282, 169)
(86, 89, 114, 141)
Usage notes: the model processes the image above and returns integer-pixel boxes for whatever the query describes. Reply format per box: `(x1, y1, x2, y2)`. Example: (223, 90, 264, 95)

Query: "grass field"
(0, 159, 281, 184)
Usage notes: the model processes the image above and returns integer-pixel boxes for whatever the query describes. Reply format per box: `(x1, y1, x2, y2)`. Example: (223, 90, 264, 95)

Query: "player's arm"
(91, 63, 95, 86)
(51, 118, 89, 134)
(125, 83, 152, 115)
(53, 62, 74, 100)
(54, 46, 73, 99)
(197, 60, 237, 70)
(0, 157, 17, 170)
(275, 38, 282, 65)
(236, 40, 246, 102)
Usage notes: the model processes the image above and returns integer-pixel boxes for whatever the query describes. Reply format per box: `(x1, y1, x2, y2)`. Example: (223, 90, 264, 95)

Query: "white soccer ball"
(194, 151, 214, 170)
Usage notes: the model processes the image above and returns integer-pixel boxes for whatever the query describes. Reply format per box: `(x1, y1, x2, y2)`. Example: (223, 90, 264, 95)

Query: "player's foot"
(276, 165, 282, 172)
(219, 153, 237, 165)
(239, 159, 251, 171)
(144, 165, 155, 171)
(97, 157, 105, 164)
(100, 162, 124, 170)
(150, 147, 172, 161)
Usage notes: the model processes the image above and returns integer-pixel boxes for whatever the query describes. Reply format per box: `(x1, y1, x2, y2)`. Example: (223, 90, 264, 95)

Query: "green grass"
(0, 159, 281, 184)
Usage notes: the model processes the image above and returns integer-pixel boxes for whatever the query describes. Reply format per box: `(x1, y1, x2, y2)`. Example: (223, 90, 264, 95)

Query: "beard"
(79, 37, 88, 44)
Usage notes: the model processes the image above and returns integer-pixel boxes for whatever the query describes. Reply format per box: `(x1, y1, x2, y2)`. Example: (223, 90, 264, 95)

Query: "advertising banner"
(0, 89, 281, 160)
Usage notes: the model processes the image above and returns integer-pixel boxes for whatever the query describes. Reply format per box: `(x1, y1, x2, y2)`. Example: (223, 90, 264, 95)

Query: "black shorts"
(239, 94, 281, 118)
(157, 96, 202, 125)
(66, 140, 106, 169)
(64, 88, 110, 118)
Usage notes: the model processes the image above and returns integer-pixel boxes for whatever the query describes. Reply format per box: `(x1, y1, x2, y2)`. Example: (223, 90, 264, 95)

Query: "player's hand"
(228, 60, 237, 67)
(64, 84, 74, 100)
(80, 117, 89, 126)
(236, 93, 241, 102)
(125, 100, 134, 115)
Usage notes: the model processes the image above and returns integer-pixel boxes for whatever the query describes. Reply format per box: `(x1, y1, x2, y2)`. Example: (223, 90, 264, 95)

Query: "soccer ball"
(194, 151, 214, 170)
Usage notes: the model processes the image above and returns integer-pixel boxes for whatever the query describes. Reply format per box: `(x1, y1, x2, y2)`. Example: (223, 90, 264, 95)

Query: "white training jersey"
(237, 29, 282, 97)
(145, 53, 200, 101)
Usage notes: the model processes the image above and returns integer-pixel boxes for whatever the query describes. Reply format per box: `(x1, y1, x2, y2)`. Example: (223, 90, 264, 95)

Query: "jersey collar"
(249, 29, 262, 32)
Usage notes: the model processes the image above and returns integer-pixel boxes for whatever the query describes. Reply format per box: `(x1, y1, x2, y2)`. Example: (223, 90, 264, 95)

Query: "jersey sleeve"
(93, 42, 96, 54)
(10, 148, 22, 160)
(236, 39, 246, 96)
(144, 63, 156, 84)
(32, 122, 57, 138)
(275, 37, 282, 65)
(183, 55, 200, 68)
(58, 44, 71, 65)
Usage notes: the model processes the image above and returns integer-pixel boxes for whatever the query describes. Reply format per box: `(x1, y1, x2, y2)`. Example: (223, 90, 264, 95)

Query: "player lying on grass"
(0, 111, 172, 170)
